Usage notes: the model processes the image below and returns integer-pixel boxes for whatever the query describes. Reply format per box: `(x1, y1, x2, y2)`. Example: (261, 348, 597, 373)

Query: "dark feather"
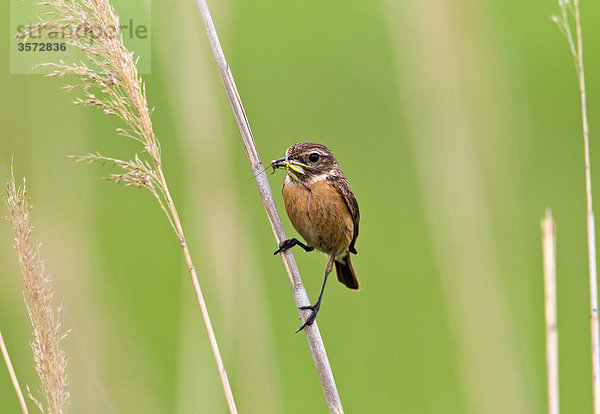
(335, 254, 359, 289)
(331, 175, 360, 254)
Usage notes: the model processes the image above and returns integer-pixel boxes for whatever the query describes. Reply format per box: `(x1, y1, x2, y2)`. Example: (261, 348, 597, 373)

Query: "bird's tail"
(335, 253, 359, 290)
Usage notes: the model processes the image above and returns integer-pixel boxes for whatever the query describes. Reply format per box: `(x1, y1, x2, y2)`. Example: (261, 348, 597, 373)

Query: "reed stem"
(553, 2, 599, 410)
(541, 210, 559, 414)
(194, 1, 344, 412)
(0, 329, 29, 414)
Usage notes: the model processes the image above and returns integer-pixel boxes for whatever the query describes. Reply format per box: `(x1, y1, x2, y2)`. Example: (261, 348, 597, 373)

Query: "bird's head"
(270, 142, 339, 184)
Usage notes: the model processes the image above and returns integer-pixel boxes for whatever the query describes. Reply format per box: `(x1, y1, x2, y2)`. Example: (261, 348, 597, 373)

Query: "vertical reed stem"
(194, 1, 344, 412)
(572, 1, 600, 410)
(554, 1, 599, 410)
(0, 329, 29, 414)
(541, 210, 559, 414)
(156, 167, 238, 414)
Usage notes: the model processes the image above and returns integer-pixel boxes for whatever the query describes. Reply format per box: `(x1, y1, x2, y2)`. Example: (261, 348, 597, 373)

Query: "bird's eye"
(309, 153, 320, 162)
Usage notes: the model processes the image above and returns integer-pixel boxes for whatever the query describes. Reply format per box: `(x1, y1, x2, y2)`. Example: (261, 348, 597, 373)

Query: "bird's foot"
(295, 302, 321, 333)
(274, 238, 314, 255)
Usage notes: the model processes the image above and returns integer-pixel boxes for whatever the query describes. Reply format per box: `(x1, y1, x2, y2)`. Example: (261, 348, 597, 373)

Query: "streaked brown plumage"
(271, 142, 360, 331)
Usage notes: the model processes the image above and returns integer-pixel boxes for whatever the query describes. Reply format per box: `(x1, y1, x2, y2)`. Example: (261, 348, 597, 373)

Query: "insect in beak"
(270, 157, 310, 182)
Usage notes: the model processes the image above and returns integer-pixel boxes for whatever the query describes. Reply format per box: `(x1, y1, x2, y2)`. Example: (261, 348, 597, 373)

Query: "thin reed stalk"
(0, 329, 29, 414)
(6, 171, 70, 414)
(553, 1, 600, 412)
(541, 210, 559, 414)
(194, 1, 343, 412)
(17, 1, 237, 411)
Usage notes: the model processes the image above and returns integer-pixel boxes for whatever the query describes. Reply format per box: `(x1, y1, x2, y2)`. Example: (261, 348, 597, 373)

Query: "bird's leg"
(296, 256, 335, 332)
(274, 238, 314, 255)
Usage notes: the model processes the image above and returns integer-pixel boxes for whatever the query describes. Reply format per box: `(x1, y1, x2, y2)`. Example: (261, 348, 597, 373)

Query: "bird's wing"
(334, 175, 359, 254)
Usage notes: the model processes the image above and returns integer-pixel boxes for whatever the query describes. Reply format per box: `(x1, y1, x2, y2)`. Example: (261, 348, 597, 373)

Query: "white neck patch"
(306, 172, 330, 184)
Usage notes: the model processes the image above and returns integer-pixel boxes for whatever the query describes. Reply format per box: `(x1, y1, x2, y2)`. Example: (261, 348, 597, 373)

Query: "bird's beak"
(270, 157, 287, 170)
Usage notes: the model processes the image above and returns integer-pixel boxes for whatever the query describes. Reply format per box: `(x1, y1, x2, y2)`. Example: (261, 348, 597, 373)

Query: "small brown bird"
(271, 142, 360, 332)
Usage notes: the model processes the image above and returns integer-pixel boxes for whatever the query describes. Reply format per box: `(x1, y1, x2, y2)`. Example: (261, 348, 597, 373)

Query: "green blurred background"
(1, 0, 599, 412)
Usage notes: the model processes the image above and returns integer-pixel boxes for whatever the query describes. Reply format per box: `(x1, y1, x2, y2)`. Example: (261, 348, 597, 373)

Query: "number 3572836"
(17, 42, 67, 52)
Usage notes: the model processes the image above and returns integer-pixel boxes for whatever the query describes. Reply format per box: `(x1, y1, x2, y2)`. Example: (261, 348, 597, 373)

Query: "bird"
(271, 142, 360, 332)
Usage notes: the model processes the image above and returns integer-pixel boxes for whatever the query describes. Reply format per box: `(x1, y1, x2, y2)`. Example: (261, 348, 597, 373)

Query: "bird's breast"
(282, 178, 353, 257)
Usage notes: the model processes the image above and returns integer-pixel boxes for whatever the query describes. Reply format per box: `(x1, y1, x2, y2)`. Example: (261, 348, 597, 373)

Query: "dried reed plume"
(6, 169, 70, 414)
(553, 1, 600, 412)
(18, 1, 237, 412)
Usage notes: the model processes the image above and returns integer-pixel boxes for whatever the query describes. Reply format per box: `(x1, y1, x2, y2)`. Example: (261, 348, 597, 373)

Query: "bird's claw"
(274, 239, 294, 255)
(273, 238, 314, 255)
(295, 302, 321, 333)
